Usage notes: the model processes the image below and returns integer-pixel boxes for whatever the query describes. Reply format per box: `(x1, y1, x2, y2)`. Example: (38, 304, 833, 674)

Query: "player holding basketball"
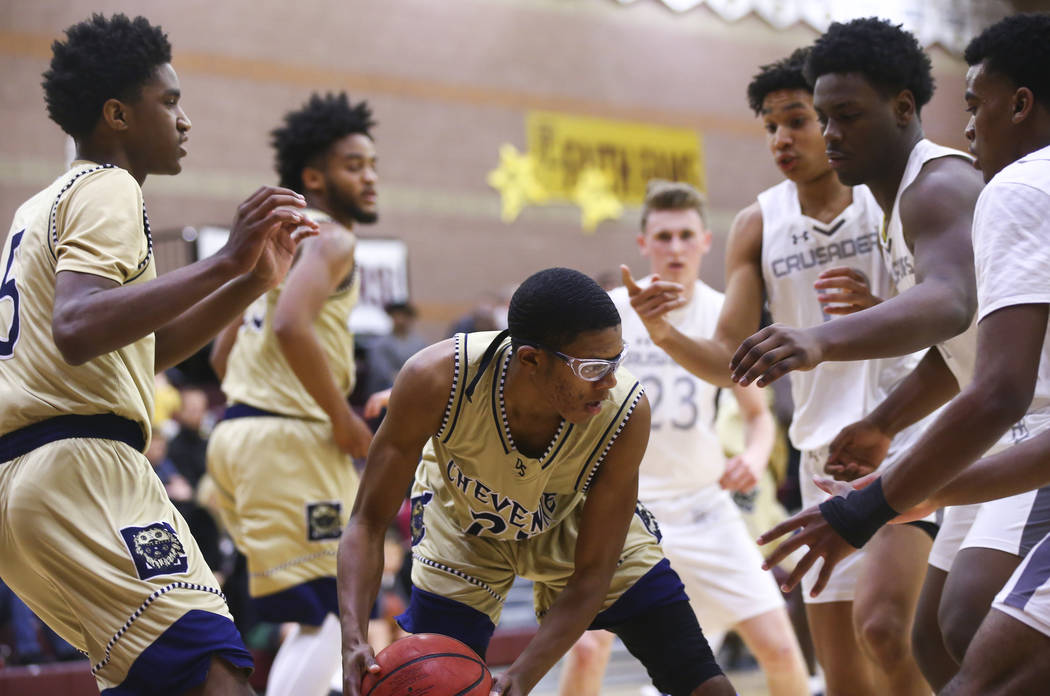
(0, 14, 315, 695)
(338, 267, 735, 696)
(621, 47, 935, 695)
(735, 19, 1050, 690)
(206, 93, 377, 696)
(559, 181, 809, 696)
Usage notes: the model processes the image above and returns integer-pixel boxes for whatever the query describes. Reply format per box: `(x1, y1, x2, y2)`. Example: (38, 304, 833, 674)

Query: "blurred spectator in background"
(362, 302, 427, 397)
(167, 387, 212, 489)
(0, 581, 80, 666)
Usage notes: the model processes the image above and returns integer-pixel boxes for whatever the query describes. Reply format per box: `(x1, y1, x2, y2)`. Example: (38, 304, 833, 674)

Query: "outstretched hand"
(620, 265, 686, 344)
(729, 323, 825, 387)
(757, 499, 857, 597)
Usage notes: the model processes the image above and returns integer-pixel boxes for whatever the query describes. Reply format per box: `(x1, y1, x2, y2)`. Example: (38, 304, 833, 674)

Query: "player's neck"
(866, 128, 924, 213)
(306, 196, 355, 231)
(503, 360, 564, 456)
(75, 142, 143, 185)
(795, 170, 853, 224)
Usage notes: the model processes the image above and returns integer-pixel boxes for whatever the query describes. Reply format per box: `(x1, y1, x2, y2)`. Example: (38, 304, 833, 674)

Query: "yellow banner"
(526, 110, 704, 205)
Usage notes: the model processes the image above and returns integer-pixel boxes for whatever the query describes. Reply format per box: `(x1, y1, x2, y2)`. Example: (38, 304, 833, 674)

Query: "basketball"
(361, 633, 493, 696)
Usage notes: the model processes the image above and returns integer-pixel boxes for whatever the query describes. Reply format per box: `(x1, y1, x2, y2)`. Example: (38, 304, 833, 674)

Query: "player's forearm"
(337, 520, 387, 641)
(865, 348, 960, 437)
(209, 320, 241, 381)
(653, 326, 734, 387)
(931, 429, 1050, 508)
(274, 322, 350, 422)
(814, 281, 972, 363)
(504, 574, 611, 693)
(52, 254, 242, 365)
(882, 382, 1027, 511)
(154, 273, 269, 372)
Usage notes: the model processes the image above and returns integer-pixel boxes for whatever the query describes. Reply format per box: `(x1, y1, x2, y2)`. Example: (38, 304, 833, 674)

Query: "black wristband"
(818, 478, 898, 548)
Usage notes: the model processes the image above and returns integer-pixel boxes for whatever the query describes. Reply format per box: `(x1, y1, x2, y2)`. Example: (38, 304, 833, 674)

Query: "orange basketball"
(361, 633, 493, 696)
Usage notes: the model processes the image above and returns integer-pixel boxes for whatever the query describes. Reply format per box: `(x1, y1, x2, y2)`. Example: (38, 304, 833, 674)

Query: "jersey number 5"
(0, 230, 23, 359)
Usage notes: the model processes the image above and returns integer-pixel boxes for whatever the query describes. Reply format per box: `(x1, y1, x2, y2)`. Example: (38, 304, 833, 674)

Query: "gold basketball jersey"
(414, 331, 645, 542)
(0, 161, 155, 443)
(221, 209, 360, 421)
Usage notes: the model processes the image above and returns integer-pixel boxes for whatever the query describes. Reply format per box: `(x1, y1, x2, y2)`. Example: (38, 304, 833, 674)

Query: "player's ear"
(101, 98, 130, 132)
(1012, 87, 1035, 124)
(893, 89, 916, 127)
(301, 166, 325, 196)
(516, 345, 543, 373)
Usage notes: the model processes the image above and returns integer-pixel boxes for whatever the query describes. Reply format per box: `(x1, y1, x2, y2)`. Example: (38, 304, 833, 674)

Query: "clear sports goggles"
(524, 341, 629, 382)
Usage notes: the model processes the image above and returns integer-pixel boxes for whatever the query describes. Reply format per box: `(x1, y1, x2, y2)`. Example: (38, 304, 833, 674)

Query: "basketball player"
(558, 181, 808, 696)
(0, 14, 316, 695)
(739, 19, 1050, 690)
(338, 268, 735, 696)
(206, 93, 377, 696)
(623, 48, 937, 695)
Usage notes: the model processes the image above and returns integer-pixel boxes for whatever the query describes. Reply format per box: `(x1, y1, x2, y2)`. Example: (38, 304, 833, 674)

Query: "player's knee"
(856, 612, 910, 668)
(743, 627, 802, 673)
(566, 631, 612, 671)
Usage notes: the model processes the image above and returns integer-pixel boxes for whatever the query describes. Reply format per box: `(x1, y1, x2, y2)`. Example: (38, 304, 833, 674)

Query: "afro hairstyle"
(805, 17, 935, 111)
(42, 14, 172, 138)
(747, 47, 812, 115)
(965, 13, 1050, 110)
(271, 93, 375, 194)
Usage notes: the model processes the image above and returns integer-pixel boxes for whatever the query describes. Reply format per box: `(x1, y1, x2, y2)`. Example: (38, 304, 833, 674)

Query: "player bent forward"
(337, 268, 735, 696)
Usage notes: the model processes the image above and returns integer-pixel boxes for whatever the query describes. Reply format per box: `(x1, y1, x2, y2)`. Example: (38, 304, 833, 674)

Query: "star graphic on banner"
(574, 167, 623, 233)
(486, 144, 547, 223)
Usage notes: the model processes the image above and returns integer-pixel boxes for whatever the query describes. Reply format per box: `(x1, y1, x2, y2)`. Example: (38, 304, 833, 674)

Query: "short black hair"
(965, 13, 1050, 111)
(747, 47, 812, 115)
(509, 267, 620, 351)
(271, 93, 375, 193)
(805, 17, 935, 111)
(42, 14, 172, 138)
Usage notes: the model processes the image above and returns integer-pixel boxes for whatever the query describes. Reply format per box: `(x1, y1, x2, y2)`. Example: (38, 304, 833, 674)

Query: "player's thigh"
(940, 546, 1021, 659)
(0, 438, 242, 691)
(852, 523, 931, 630)
(944, 609, 1050, 696)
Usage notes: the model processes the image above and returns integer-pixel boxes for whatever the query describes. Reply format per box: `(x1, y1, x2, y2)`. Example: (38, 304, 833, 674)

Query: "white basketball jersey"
(881, 139, 977, 387)
(760, 180, 916, 450)
(610, 280, 726, 499)
(974, 143, 1050, 418)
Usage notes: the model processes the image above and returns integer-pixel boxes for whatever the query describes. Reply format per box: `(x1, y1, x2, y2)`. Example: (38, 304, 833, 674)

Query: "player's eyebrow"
(762, 101, 807, 115)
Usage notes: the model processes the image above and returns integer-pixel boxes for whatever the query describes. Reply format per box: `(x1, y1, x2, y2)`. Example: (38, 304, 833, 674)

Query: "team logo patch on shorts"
(307, 502, 343, 541)
(410, 492, 434, 546)
(120, 522, 188, 580)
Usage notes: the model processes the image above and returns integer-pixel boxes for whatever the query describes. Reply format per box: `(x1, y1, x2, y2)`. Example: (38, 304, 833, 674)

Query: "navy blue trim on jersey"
(443, 333, 470, 443)
(588, 558, 688, 630)
(222, 403, 292, 421)
(573, 380, 642, 491)
(396, 586, 497, 659)
(253, 577, 339, 626)
(541, 423, 574, 470)
(1020, 486, 1050, 556)
(100, 609, 252, 696)
(490, 346, 512, 454)
(0, 414, 145, 462)
(1003, 532, 1050, 611)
